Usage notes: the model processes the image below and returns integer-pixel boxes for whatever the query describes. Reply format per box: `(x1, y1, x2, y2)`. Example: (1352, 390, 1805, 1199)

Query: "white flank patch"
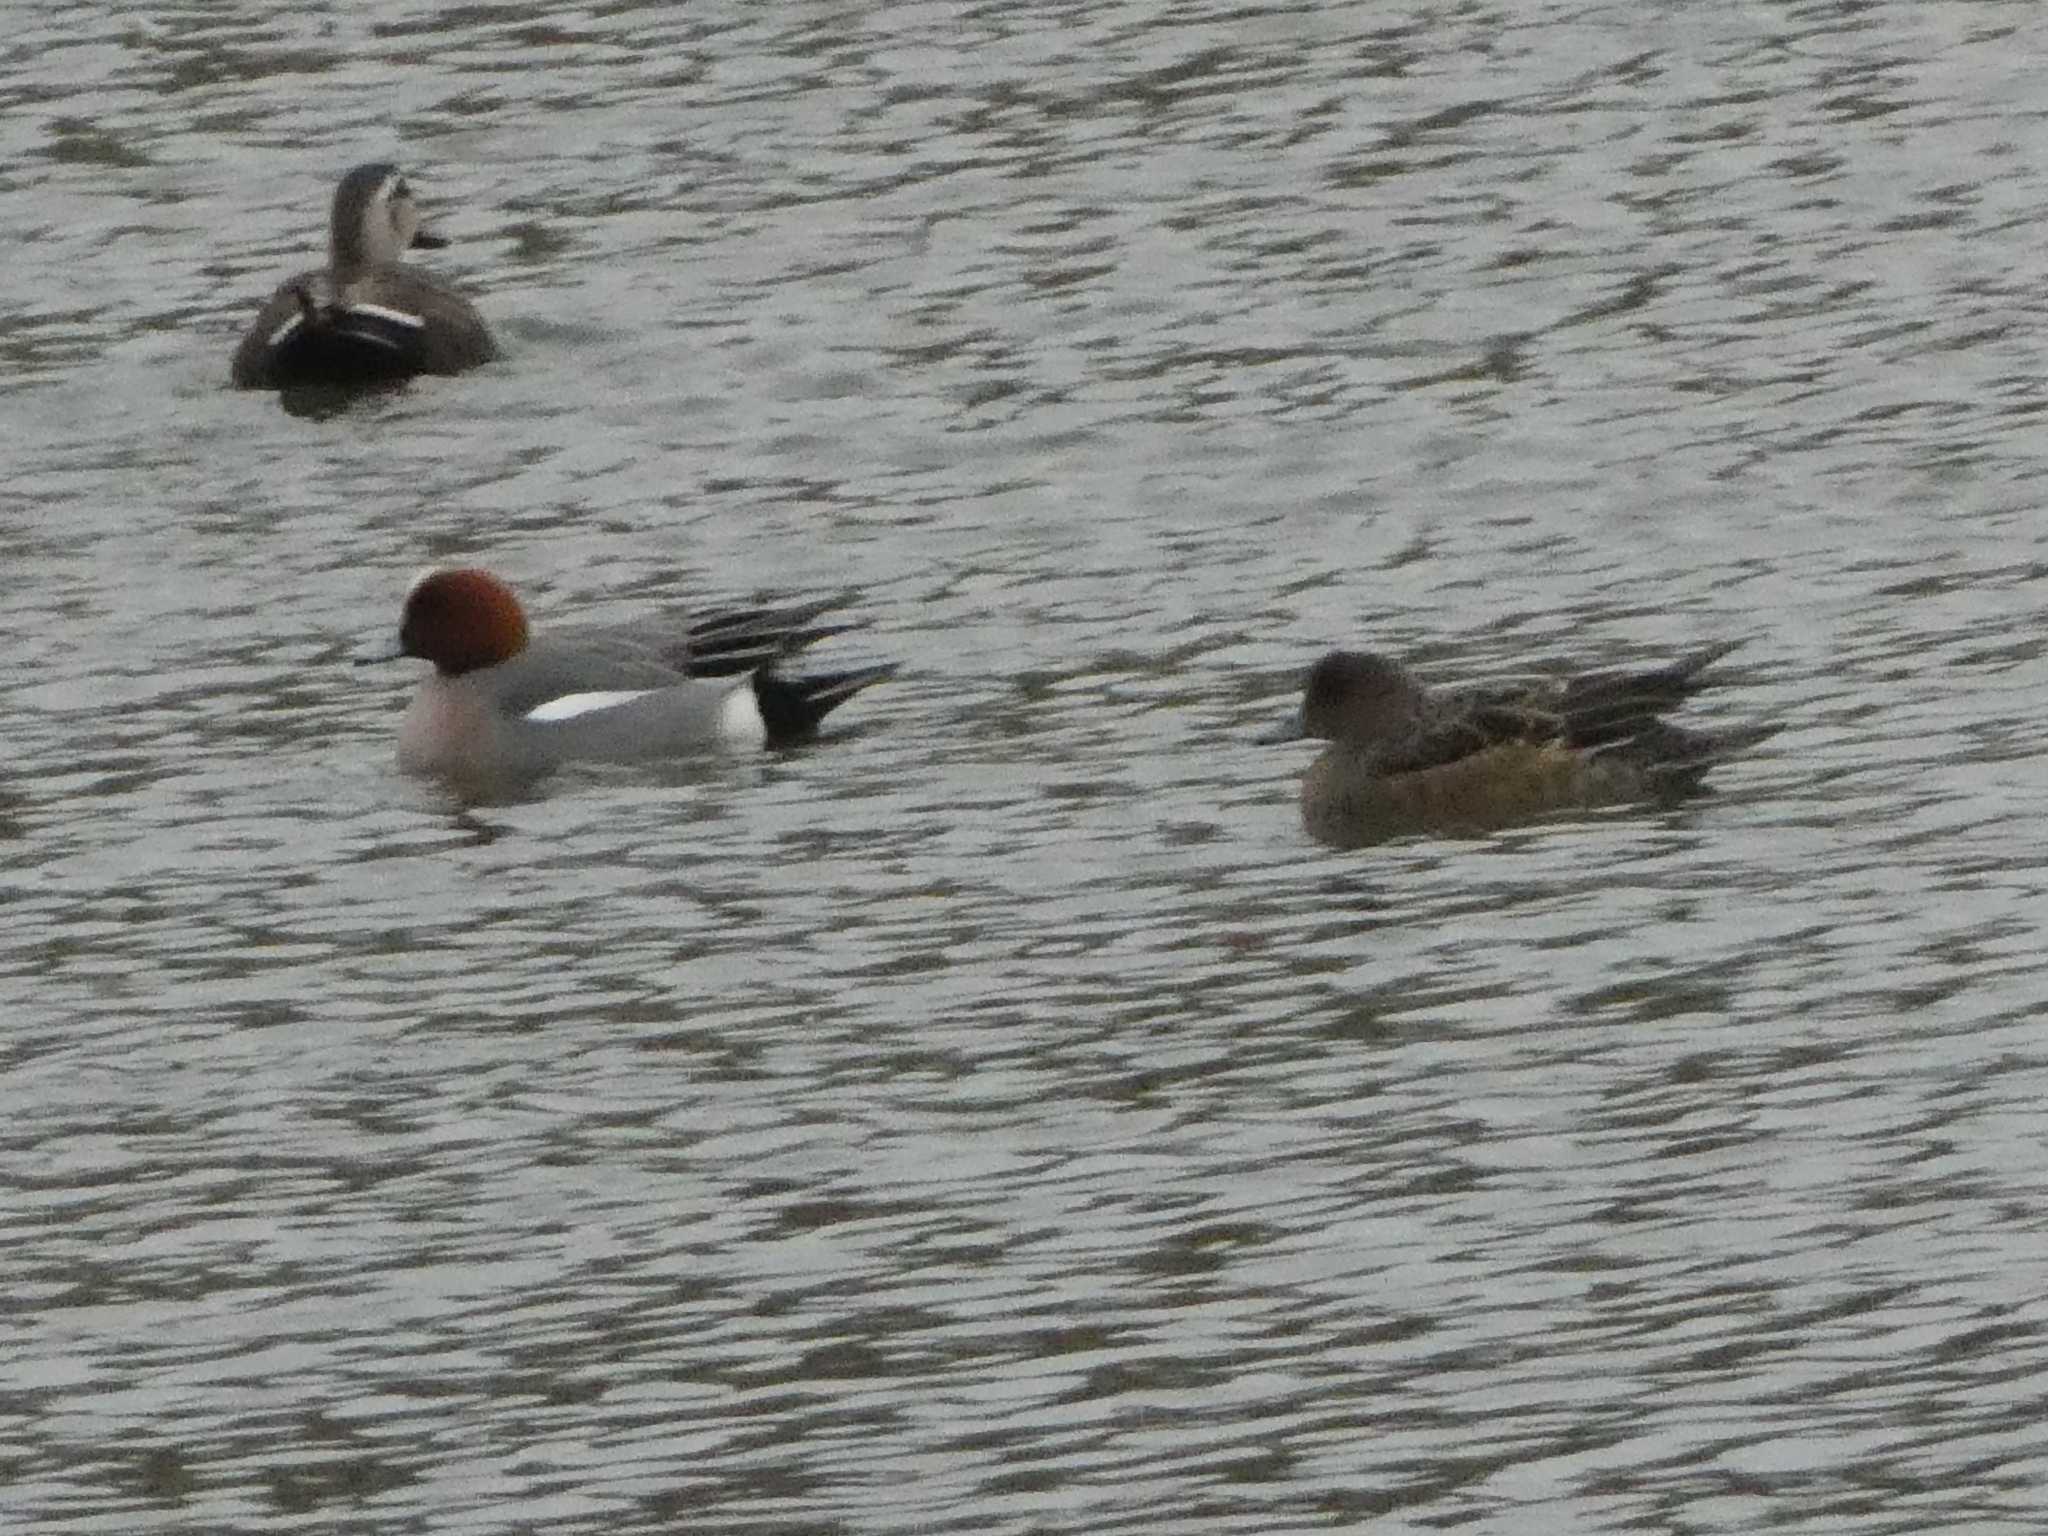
(526, 690, 653, 723)
(719, 682, 768, 750)
(347, 301, 427, 330)
(266, 313, 304, 348)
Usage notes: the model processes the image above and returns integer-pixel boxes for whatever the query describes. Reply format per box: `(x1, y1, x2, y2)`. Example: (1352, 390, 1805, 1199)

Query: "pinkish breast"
(396, 674, 499, 780)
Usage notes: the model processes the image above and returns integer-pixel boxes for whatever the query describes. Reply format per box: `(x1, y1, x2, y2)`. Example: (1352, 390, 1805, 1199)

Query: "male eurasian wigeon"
(372, 568, 894, 798)
(1262, 641, 1776, 847)
(232, 163, 497, 389)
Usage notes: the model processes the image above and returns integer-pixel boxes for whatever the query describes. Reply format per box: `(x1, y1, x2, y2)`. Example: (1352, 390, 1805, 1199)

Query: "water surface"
(6, 2, 2048, 1531)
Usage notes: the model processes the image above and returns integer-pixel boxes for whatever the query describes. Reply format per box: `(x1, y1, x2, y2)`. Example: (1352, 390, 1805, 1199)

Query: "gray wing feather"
(487, 641, 697, 718)
(376, 267, 498, 372)
(513, 680, 740, 763)
(229, 264, 495, 386)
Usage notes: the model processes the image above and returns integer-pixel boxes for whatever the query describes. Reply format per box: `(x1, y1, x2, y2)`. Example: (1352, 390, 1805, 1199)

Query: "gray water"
(6, 1, 2048, 1531)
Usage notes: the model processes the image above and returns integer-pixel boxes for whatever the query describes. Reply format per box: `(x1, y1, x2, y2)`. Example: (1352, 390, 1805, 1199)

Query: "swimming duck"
(371, 568, 894, 799)
(1263, 641, 1775, 847)
(231, 163, 497, 388)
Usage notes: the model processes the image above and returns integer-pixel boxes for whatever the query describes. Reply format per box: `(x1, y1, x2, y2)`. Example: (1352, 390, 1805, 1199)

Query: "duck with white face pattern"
(230, 162, 499, 389)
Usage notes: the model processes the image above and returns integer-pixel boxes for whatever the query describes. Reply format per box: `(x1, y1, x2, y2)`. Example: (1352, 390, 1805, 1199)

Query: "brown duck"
(1262, 642, 1776, 847)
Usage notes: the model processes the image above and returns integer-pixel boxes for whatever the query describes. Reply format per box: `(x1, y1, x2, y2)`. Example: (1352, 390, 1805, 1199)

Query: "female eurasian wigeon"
(1261, 641, 1776, 847)
(232, 163, 498, 389)
(372, 568, 894, 798)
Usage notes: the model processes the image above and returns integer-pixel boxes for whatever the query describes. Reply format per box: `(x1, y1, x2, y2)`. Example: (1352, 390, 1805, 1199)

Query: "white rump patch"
(526, 690, 654, 723)
(347, 301, 427, 330)
(719, 683, 767, 750)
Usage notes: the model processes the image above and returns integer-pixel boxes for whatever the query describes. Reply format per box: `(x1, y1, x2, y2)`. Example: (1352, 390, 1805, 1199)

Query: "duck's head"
(395, 568, 530, 676)
(330, 162, 449, 274)
(1262, 650, 1428, 746)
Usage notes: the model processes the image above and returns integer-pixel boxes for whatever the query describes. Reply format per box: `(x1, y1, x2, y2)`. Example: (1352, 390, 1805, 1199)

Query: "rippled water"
(7, 1, 2048, 1531)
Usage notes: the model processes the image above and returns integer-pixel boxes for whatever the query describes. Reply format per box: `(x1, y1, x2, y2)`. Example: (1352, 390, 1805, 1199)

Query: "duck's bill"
(410, 226, 450, 249)
(354, 644, 406, 666)
(1256, 714, 1307, 744)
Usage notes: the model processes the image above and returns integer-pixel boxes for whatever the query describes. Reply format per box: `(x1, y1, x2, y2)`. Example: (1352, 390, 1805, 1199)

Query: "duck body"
(231, 163, 497, 389)
(381, 569, 893, 800)
(232, 266, 495, 388)
(1266, 643, 1776, 848)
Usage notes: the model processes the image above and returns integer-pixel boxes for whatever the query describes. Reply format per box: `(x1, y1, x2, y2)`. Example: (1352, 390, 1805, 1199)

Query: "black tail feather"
(750, 663, 898, 746)
(676, 598, 860, 678)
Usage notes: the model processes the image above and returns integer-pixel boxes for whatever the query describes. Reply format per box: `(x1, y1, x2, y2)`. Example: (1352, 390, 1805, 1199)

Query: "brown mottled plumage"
(1264, 643, 1776, 848)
